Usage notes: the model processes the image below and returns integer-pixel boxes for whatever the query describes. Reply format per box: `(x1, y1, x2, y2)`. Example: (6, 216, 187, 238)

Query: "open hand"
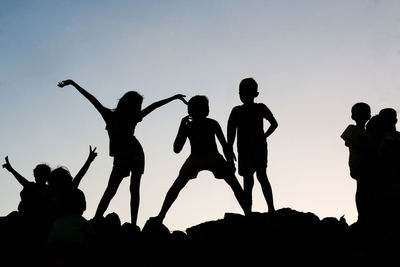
(57, 79, 75, 88)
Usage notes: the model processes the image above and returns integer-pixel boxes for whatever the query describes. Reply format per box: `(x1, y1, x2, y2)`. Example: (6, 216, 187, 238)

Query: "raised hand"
(88, 145, 98, 162)
(2, 156, 12, 172)
(174, 94, 188, 105)
(57, 79, 75, 88)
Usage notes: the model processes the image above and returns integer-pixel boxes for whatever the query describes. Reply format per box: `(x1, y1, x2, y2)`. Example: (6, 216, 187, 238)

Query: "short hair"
(188, 95, 209, 118)
(239, 78, 258, 94)
(379, 108, 397, 127)
(351, 102, 371, 120)
(33, 164, 51, 184)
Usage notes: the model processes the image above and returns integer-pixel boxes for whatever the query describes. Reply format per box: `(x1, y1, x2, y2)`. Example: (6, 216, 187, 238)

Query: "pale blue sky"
(1, 1, 399, 231)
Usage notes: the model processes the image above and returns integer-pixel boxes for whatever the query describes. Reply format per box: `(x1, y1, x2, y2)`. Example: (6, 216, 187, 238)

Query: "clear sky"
(1, 0, 399, 231)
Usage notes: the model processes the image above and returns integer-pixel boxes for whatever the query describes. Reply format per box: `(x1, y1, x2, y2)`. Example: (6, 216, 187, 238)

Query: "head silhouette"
(188, 95, 209, 119)
(239, 78, 259, 104)
(351, 102, 371, 126)
(33, 164, 51, 185)
(115, 91, 143, 116)
(379, 108, 397, 132)
(48, 166, 73, 191)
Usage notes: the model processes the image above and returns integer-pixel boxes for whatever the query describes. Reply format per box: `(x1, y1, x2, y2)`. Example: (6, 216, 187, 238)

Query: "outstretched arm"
(141, 94, 187, 119)
(173, 116, 189, 153)
(2, 157, 29, 187)
(72, 146, 98, 188)
(57, 80, 109, 120)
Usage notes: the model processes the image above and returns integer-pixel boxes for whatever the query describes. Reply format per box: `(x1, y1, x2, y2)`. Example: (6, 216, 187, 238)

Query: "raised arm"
(141, 94, 187, 119)
(72, 146, 98, 188)
(173, 116, 189, 153)
(57, 80, 109, 120)
(2, 156, 29, 187)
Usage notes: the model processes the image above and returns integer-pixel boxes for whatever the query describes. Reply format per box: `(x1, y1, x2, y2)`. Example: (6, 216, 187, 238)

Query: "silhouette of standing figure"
(154, 95, 249, 223)
(57, 80, 186, 226)
(227, 78, 277, 213)
(341, 102, 374, 223)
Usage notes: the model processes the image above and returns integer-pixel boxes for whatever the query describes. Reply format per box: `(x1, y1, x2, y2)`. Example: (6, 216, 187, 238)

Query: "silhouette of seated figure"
(2, 157, 51, 219)
(153, 95, 249, 224)
(47, 146, 97, 220)
(45, 147, 98, 266)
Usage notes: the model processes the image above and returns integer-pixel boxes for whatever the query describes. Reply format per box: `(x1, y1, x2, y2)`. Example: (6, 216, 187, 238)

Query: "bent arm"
(141, 94, 186, 119)
(173, 117, 189, 153)
(2, 157, 29, 187)
(265, 116, 278, 138)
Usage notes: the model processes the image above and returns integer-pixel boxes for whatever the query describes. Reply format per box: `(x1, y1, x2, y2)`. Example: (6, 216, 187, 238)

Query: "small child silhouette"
(227, 78, 277, 213)
(57, 80, 186, 226)
(3, 157, 50, 217)
(341, 102, 374, 222)
(154, 95, 249, 223)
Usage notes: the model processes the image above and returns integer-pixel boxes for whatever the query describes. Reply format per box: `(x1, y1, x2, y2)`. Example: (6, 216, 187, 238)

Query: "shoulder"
(341, 125, 363, 140)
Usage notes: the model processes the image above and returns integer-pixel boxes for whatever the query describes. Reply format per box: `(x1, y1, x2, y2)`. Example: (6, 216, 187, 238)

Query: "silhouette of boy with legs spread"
(154, 95, 249, 223)
(58, 80, 186, 226)
(227, 78, 277, 213)
(341, 102, 374, 223)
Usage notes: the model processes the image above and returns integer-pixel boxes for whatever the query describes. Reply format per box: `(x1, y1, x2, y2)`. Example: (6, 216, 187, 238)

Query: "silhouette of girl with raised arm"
(57, 79, 186, 226)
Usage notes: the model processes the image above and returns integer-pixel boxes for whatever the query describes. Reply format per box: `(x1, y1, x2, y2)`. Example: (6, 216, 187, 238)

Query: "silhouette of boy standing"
(154, 95, 249, 223)
(341, 102, 374, 222)
(227, 78, 277, 213)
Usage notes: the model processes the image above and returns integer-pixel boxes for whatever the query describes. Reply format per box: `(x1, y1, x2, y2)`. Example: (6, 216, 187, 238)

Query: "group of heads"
(116, 78, 259, 120)
(351, 102, 398, 136)
(34, 164, 74, 190)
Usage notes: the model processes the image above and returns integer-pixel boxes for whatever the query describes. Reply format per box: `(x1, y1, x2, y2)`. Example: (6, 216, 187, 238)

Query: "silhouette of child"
(154, 95, 249, 223)
(227, 78, 277, 213)
(341, 102, 374, 222)
(47, 146, 98, 220)
(57, 79, 186, 226)
(2, 157, 50, 218)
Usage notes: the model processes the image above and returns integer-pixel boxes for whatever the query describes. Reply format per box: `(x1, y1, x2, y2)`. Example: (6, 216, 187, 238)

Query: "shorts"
(179, 153, 232, 180)
(238, 143, 268, 176)
(112, 140, 145, 177)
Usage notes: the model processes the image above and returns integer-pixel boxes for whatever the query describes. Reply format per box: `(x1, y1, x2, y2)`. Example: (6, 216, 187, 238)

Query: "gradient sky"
(1, 0, 399, 231)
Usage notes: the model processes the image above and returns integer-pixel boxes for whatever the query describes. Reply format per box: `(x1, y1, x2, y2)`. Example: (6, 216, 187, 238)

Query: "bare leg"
(225, 174, 251, 215)
(256, 169, 275, 212)
(155, 175, 189, 223)
(130, 172, 142, 226)
(94, 168, 124, 219)
(243, 174, 254, 213)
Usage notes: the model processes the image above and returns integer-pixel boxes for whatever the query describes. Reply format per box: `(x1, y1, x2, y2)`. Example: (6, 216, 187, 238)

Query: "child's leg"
(130, 172, 142, 226)
(95, 168, 124, 219)
(155, 175, 189, 223)
(243, 174, 254, 212)
(225, 174, 251, 215)
(256, 169, 275, 212)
